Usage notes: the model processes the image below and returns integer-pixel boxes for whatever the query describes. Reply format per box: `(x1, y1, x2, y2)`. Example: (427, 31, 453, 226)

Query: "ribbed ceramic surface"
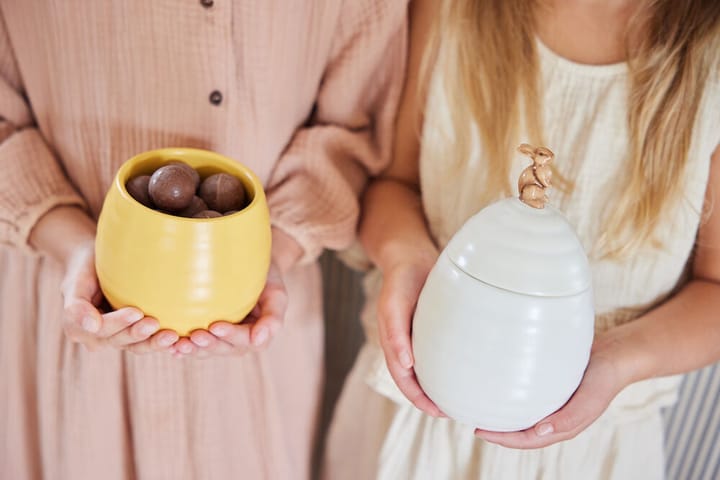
(413, 254, 594, 431)
(445, 197, 590, 297)
(95, 148, 272, 336)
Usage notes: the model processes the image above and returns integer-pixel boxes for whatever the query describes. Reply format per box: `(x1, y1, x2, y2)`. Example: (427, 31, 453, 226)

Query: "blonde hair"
(425, 0, 720, 257)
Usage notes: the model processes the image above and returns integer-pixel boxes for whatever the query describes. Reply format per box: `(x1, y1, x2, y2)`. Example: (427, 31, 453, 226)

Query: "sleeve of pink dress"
(265, 0, 407, 264)
(0, 21, 85, 251)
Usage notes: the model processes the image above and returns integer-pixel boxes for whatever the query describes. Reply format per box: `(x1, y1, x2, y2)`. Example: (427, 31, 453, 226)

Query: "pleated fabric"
(0, 1, 408, 479)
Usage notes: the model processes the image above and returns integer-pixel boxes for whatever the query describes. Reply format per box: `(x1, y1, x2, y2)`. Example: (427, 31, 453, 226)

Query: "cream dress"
(324, 41, 720, 480)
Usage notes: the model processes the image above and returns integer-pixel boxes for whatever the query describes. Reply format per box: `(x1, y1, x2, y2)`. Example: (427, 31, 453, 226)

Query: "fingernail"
(399, 350, 413, 369)
(140, 323, 158, 336)
(536, 423, 554, 436)
(253, 327, 268, 347)
(178, 343, 193, 354)
(193, 335, 209, 347)
(82, 315, 99, 333)
(158, 333, 178, 347)
(210, 325, 229, 337)
(125, 309, 144, 323)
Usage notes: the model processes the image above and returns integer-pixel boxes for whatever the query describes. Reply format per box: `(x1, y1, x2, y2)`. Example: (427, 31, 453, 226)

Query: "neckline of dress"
(535, 37, 628, 77)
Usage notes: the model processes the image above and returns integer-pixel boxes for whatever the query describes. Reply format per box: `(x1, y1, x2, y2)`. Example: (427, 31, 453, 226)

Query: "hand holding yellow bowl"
(95, 148, 272, 337)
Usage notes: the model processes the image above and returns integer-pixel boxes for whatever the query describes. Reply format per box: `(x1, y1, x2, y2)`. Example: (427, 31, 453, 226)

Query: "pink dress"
(0, 2, 407, 479)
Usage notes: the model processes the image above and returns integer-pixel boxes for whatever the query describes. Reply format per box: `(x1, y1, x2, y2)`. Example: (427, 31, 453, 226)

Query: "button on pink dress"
(0, 2, 407, 478)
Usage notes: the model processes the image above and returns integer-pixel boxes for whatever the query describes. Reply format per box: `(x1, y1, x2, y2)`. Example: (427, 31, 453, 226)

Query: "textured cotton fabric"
(0, 2, 407, 479)
(324, 40, 720, 479)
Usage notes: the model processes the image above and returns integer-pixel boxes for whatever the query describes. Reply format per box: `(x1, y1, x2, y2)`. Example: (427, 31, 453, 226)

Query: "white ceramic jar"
(412, 195, 595, 432)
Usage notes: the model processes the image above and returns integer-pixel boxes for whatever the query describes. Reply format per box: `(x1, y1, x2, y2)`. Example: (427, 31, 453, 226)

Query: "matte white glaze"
(446, 198, 590, 296)
(412, 198, 594, 431)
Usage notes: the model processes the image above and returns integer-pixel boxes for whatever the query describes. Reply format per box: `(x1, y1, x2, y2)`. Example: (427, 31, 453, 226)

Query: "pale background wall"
(318, 251, 720, 480)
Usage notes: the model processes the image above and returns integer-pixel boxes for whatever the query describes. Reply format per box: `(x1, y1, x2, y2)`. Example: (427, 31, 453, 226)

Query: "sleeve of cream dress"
(265, 0, 408, 264)
(0, 15, 86, 251)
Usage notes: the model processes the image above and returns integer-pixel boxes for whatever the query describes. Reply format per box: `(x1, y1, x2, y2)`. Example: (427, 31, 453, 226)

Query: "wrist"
(28, 205, 96, 268)
(270, 227, 303, 275)
(592, 325, 653, 389)
(375, 237, 438, 275)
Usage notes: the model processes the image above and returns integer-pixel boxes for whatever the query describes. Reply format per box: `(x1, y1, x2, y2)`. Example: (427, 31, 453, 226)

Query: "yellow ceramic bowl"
(95, 148, 271, 336)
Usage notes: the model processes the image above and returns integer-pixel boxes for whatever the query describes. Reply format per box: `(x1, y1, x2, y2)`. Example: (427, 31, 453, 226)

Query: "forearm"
(359, 178, 438, 272)
(28, 205, 96, 267)
(270, 227, 303, 276)
(605, 279, 720, 386)
(265, 0, 407, 266)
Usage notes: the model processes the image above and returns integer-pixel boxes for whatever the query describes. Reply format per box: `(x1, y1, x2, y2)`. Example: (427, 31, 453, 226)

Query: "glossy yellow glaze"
(95, 148, 271, 336)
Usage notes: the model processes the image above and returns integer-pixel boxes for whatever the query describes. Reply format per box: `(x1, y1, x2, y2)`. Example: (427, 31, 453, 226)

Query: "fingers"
(182, 264, 289, 357)
(61, 241, 144, 349)
(378, 299, 415, 372)
(59, 243, 293, 358)
(186, 330, 234, 355)
(377, 269, 416, 369)
(249, 283, 287, 347)
(105, 316, 160, 348)
(209, 321, 252, 346)
(249, 263, 288, 347)
(171, 323, 252, 358)
(377, 278, 443, 417)
(97, 307, 145, 337)
(124, 330, 179, 354)
(61, 242, 99, 304)
(474, 378, 610, 449)
(473, 408, 584, 450)
(474, 416, 567, 450)
(385, 354, 443, 417)
(61, 250, 105, 345)
(64, 309, 174, 355)
(63, 297, 102, 343)
(188, 329, 244, 356)
(181, 314, 278, 358)
(474, 426, 543, 449)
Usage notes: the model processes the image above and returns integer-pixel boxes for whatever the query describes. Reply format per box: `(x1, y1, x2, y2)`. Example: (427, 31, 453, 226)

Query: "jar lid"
(445, 197, 591, 297)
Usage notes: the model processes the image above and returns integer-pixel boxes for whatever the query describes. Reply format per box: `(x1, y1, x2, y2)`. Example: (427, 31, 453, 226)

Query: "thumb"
(533, 384, 607, 439)
(63, 299, 103, 350)
(61, 241, 98, 300)
(63, 298, 103, 336)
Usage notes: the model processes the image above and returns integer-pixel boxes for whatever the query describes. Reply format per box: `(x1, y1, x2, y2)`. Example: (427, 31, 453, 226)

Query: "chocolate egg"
(192, 210, 222, 218)
(199, 173, 245, 213)
(126, 175, 153, 208)
(148, 164, 196, 211)
(167, 160, 200, 189)
(178, 196, 209, 218)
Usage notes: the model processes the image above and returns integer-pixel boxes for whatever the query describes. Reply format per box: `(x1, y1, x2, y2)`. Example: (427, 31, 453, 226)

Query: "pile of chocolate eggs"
(126, 160, 246, 218)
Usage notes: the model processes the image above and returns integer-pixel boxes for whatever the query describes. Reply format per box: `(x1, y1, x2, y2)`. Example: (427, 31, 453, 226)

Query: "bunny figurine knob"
(517, 143, 554, 209)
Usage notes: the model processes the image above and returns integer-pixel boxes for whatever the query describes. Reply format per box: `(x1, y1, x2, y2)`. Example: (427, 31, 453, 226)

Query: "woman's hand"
(174, 260, 288, 357)
(376, 247, 444, 417)
(175, 227, 295, 358)
(474, 331, 631, 449)
(29, 206, 179, 353)
(61, 240, 179, 353)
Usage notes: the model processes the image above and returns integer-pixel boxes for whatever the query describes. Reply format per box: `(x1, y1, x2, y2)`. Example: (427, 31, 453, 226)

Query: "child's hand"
(377, 251, 444, 417)
(474, 332, 630, 449)
(62, 240, 179, 353)
(174, 261, 287, 357)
